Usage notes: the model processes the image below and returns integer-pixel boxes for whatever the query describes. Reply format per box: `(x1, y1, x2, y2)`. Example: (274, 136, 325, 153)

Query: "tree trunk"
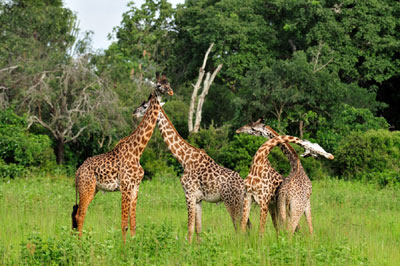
(55, 137, 65, 165)
(188, 43, 214, 133)
(193, 64, 222, 132)
(299, 120, 303, 139)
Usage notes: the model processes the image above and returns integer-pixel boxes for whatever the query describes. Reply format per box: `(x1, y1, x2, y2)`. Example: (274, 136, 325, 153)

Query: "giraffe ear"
(160, 102, 166, 107)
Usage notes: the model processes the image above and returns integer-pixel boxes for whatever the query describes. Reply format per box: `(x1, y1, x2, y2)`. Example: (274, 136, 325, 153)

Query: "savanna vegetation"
(1, 175, 400, 265)
(0, 0, 399, 264)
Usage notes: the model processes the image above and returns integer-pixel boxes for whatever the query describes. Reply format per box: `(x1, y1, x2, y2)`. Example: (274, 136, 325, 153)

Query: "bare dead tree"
(24, 55, 122, 164)
(188, 43, 223, 133)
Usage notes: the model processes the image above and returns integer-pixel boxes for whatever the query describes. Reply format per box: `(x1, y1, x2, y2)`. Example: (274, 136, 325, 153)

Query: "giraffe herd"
(72, 74, 334, 243)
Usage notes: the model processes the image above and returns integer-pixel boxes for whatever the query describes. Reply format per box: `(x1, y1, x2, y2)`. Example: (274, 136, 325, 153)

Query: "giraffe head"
(155, 72, 173, 97)
(235, 118, 264, 136)
(300, 140, 334, 160)
(132, 101, 165, 119)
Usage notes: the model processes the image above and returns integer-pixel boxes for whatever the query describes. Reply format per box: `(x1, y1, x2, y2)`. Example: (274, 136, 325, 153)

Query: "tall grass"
(0, 174, 399, 265)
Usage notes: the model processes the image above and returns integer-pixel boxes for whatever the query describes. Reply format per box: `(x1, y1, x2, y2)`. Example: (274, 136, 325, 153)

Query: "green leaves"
(0, 109, 55, 177)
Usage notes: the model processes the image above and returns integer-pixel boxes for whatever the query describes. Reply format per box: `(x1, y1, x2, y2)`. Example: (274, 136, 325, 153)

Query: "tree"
(188, 43, 222, 133)
(23, 55, 121, 164)
(0, 0, 77, 105)
(173, 0, 276, 86)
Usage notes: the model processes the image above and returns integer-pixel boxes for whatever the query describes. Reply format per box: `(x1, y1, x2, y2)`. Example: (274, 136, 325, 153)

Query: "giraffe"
(238, 134, 333, 235)
(236, 119, 334, 234)
(71, 73, 173, 242)
(133, 104, 251, 243)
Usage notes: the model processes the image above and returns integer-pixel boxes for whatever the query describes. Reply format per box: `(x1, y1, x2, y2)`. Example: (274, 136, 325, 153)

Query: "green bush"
(216, 134, 265, 177)
(163, 100, 190, 139)
(316, 104, 389, 152)
(335, 129, 400, 183)
(0, 159, 25, 178)
(188, 123, 230, 160)
(0, 109, 56, 177)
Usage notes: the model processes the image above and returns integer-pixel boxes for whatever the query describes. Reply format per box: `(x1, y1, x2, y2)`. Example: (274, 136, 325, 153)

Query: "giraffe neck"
(157, 108, 198, 166)
(115, 94, 160, 158)
(260, 126, 301, 173)
(250, 135, 303, 176)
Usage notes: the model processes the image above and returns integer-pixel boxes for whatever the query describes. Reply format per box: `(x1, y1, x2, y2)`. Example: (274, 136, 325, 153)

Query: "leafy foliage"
(0, 109, 55, 177)
(316, 104, 389, 152)
(335, 129, 400, 182)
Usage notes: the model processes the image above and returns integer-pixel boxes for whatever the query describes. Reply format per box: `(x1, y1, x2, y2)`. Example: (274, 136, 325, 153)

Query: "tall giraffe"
(133, 104, 250, 243)
(236, 119, 334, 234)
(238, 134, 333, 234)
(71, 74, 173, 242)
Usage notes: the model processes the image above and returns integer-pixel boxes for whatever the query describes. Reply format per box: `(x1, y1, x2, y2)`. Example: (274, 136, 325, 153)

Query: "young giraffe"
(72, 74, 173, 242)
(236, 119, 334, 234)
(239, 134, 332, 234)
(133, 104, 250, 243)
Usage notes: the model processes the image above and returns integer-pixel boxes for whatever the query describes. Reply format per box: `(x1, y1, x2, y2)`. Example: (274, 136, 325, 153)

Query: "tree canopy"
(0, 0, 399, 181)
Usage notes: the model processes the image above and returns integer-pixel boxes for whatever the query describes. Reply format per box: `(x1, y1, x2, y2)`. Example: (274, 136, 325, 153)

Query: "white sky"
(63, 0, 183, 51)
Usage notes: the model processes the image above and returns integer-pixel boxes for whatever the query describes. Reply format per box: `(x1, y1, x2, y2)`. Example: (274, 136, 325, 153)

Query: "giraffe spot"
(170, 146, 176, 154)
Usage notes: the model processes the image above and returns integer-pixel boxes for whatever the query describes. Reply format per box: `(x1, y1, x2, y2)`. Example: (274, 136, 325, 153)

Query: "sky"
(63, 0, 183, 51)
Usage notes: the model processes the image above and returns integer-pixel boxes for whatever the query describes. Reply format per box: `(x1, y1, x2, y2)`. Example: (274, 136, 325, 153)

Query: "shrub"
(335, 129, 400, 183)
(188, 123, 230, 160)
(316, 104, 389, 152)
(0, 109, 56, 177)
(0, 159, 25, 178)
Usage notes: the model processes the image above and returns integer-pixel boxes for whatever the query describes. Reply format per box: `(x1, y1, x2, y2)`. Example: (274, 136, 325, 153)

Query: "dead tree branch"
(189, 43, 222, 133)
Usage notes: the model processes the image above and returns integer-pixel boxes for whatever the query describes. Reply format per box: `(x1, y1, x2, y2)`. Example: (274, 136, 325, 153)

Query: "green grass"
(0, 174, 399, 265)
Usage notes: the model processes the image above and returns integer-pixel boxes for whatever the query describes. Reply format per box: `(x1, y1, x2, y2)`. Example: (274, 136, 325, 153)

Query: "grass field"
(0, 173, 399, 265)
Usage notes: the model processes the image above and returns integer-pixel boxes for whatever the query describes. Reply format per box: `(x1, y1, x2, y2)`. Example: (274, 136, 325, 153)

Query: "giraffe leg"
(259, 201, 269, 235)
(75, 175, 97, 238)
(278, 193, 288, 231)
(186, 196, 196, 244)
(304, 199, 313, 235)
(269, 202, 279, 235)
(221, 182, 243, 231)
(195, 202, 202, 243)
(240, 192, 252, 232)
(121, 190, 131, 243)
(129, 185, 140, 237)
(288, 200, 304, 235)
(224, 201, 240, 231)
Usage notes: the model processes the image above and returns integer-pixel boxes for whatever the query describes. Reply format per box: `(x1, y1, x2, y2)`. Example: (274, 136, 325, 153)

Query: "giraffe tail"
(72, 172, 79, 230)
(71, 204, 78, 229)
(247, 218, 252, 229)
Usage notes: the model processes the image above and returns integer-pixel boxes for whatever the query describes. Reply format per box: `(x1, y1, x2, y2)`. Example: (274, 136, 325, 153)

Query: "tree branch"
(193, 63, 223, 132)
(188, 42, 215, 133)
